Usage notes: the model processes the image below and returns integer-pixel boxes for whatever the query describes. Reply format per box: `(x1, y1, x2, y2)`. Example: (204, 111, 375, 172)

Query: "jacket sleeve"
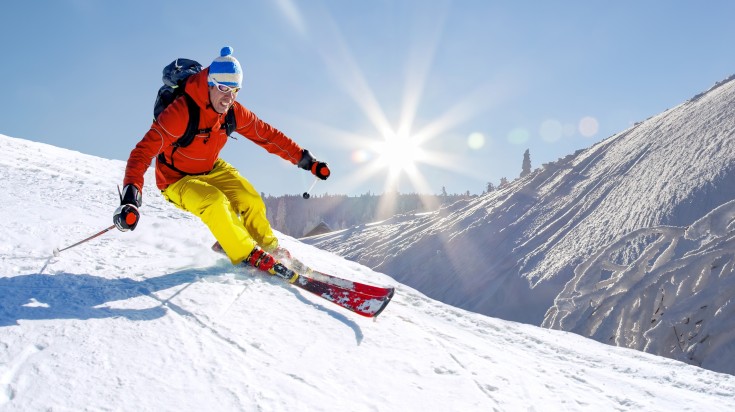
(232, 103, 304, 165)
(123, 100, 189, 190)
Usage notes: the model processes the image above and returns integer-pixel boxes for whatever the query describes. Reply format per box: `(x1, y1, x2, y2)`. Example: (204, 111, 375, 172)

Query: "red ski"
(289, 263, 393, 297)
(290, 273, 395, 318)
(213, 242, 395, 317)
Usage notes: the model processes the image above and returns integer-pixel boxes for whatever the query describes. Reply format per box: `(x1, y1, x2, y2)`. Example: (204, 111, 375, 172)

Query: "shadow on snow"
(0, 267, 365, 344)
(0, 268, 221, 326)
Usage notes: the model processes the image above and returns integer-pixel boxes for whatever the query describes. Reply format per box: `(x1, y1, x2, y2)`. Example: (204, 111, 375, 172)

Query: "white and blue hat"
(208, 46, 242, 88)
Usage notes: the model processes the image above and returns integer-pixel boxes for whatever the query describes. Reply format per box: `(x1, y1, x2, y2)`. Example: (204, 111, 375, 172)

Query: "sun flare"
(376, 134, 421, 173)
(291, 2, 493, 203)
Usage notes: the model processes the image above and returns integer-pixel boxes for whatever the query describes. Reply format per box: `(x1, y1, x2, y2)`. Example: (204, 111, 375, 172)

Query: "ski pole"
(302, 178, 319, 199)
(53, 224, 116, 257)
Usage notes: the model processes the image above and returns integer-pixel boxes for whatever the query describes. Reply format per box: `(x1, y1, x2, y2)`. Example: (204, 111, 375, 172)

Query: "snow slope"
(305, 75, 735, 374)
(2, 135, 735, 410)
(543, 202, 735, 375)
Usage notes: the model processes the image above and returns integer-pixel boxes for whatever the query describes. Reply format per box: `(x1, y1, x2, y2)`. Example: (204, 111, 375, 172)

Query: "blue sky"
(2, 1, 735, 197)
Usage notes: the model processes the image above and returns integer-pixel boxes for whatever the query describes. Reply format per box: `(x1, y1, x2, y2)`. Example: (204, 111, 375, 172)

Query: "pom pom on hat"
(208, 46, 242, 88)
(220, 46, 234, 57)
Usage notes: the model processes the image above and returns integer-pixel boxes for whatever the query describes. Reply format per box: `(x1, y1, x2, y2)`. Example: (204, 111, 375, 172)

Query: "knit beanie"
(208, 46, 242, 88)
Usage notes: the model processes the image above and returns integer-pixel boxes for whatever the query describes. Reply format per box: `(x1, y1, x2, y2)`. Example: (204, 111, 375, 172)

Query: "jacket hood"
(184, 68, 213, 111)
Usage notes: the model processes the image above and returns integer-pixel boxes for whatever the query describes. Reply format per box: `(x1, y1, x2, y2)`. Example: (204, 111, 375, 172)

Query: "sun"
(376, 134, 421, 173)
(285, 2, 494, 201)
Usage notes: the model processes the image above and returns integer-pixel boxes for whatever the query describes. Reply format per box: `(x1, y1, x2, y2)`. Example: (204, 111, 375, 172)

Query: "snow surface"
(2, 135, 735, 410)
(305, 74, 735, 375)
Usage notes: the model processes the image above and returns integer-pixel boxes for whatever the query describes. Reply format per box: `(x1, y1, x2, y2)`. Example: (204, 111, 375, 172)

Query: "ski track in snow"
(2, 132, 735, 410)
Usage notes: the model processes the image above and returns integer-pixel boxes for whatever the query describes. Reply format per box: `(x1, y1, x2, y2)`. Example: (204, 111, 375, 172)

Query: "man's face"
(209, 85, 238, 114)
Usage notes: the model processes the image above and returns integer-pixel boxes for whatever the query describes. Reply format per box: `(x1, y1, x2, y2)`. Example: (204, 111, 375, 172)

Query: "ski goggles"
(210, 78, 241, 94)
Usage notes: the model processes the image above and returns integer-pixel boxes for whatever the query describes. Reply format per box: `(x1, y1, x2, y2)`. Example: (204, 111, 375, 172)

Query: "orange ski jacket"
(123, 67, 304, 191)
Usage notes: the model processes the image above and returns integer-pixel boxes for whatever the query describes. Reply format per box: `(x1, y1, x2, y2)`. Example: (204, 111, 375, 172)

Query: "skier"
(113, 46, 330, 274)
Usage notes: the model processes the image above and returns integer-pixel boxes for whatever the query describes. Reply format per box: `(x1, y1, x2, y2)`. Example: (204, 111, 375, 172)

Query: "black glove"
(298, 149, 330, 180)
(114, 184, 142, 231)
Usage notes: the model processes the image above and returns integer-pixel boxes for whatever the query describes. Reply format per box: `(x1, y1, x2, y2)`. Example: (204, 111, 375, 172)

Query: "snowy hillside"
(543, 201, 735, 375)
(305, 75, 735, 374)
(2, 135, 735, 410)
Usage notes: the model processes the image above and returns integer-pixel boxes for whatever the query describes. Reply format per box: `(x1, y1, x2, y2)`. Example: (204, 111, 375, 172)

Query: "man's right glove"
(113, 184, 142, 231)
(298, 149, 331, 180)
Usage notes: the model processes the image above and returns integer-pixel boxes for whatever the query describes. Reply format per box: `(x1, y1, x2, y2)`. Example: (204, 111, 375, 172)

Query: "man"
(114, 46, 329, 275)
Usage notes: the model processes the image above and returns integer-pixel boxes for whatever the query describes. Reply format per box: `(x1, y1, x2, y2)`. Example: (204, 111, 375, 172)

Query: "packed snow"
(2, 134, 735, 410)
(306, 74, 735, 375)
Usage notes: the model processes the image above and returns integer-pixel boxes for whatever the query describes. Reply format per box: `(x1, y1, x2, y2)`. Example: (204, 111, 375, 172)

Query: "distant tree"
(441, 186, 448, 197)
(485, 182, 496, 193)
(499, 177, 509, 188)
(275, 198, 287, 231)
(521, 149, 531, 178)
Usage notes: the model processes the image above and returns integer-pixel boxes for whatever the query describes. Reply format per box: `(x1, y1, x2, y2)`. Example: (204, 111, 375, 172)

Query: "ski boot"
(245, 246, 299, 283)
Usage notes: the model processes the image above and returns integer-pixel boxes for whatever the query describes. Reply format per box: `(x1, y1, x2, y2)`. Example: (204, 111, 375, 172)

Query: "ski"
(289, 273, 395, 318)
(212, 242, 395, 317)
(287, 260, 394, 297)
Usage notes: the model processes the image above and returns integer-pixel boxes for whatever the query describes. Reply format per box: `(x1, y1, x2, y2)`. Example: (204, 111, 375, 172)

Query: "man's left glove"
(113, 184, 142, 231)
(298, 149, 331, 180)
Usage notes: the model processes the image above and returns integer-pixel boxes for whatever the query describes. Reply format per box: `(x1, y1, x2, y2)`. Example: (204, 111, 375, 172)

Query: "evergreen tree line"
(263, 192, 477, 237)
(266, 149, 533, 237)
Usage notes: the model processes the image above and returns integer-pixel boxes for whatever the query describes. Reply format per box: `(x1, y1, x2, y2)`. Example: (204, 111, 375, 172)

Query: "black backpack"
(153, 58, 237, 148)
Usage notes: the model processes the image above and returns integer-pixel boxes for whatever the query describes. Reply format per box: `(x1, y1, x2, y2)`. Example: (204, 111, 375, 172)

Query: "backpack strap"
(156, 93, 237, 175)
(177, 94, 236, 142)
(175, 93, 204, 147)
(224, 107, 237, 136)
(157, 93, 207, 174)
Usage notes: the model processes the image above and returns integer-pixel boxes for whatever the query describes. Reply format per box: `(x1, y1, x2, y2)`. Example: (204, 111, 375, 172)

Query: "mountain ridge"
(306, 74, 735, 373)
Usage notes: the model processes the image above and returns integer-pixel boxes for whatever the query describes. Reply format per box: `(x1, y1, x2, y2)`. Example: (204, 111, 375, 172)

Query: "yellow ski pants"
(161, 159, 278, 265)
